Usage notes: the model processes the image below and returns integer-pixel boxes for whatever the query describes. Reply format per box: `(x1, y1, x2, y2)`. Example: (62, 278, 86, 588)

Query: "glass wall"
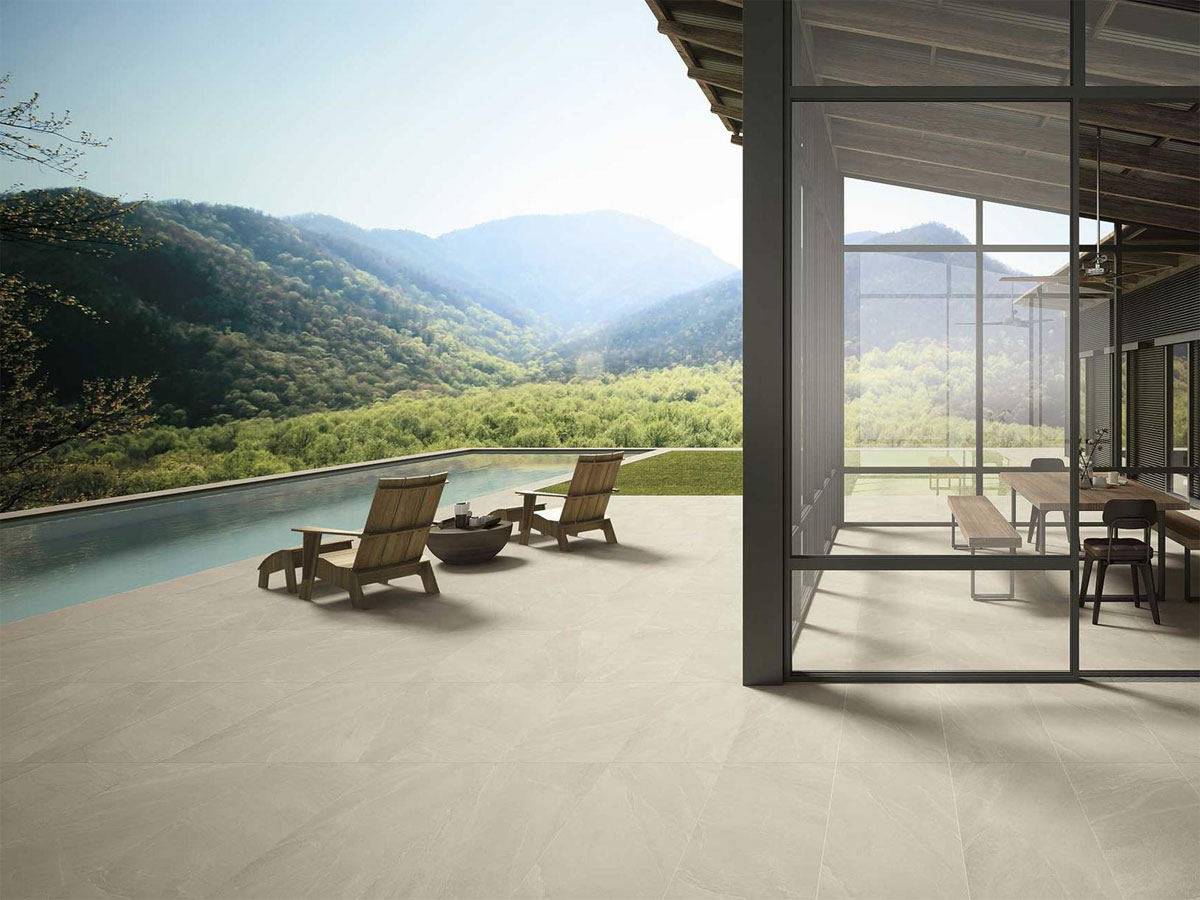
(790, 100, 1077, 673)
(765, 0, 1200, 681)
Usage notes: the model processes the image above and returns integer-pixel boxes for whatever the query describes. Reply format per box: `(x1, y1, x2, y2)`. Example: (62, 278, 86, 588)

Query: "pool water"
(0, 452, 584, 623)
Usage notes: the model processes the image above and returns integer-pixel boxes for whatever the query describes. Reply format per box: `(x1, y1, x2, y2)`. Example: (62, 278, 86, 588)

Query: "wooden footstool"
(258, 541, 353, 593)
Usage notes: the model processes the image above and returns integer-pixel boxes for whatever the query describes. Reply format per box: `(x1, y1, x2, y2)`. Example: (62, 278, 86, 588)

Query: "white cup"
(1106, 470, 1120, 486)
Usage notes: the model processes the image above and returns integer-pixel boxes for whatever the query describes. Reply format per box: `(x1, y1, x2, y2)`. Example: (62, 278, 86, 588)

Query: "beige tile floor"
(1, 495, 1197, 899)
(796, 520, 1199, 672)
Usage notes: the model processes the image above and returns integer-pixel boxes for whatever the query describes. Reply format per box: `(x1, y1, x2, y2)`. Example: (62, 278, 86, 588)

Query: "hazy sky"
(0, 0, 1098, 275)
(0, 0, 744, 264)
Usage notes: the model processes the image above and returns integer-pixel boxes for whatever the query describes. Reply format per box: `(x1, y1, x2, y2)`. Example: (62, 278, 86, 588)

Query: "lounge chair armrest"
(515, 489, 567, 498)
(292, 526, 363, 537)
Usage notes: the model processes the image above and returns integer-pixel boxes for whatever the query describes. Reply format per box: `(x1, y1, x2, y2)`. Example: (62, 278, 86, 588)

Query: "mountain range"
(4, 194, 742, 426)
(290, 210, 736, 329)
(9, 193, 1050, 433)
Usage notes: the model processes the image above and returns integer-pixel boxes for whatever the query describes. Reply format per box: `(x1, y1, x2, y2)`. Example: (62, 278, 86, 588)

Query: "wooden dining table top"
(998, 472, 1190, 513)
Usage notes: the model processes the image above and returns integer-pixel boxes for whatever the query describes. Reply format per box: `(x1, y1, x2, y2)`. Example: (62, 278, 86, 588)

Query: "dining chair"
(1079, 498, 1160, 626)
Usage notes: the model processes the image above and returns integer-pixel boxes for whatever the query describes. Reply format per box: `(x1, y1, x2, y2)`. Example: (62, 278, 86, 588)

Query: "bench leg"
(950, 516, 970, 552)
(258, 569, 271, 589)
(969, 548, 1016, 601)
(284, 563, 298, 594)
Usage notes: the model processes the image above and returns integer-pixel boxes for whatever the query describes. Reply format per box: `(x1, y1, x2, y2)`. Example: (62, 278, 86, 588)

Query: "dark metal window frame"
(742, 0, 1200, 685)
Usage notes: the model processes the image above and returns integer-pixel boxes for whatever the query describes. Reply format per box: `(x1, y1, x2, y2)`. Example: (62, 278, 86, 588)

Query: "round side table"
(426, 521, 513, 564)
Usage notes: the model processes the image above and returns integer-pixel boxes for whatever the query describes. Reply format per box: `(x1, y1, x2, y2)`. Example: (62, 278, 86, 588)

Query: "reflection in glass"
(845, 179, 976, 243)
(984, 253, 1070, 466)
(845, 252, 976, 463)
(1172, 344, 1190, 497)
(792, 569, 1070, 672)
(983, 202, 1071, 247)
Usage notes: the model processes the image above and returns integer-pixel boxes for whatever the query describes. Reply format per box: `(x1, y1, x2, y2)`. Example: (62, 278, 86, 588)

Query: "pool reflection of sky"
(0, 453, 582, 623)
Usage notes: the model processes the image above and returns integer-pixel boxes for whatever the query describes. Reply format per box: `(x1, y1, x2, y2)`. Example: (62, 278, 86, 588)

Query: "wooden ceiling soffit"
(797, 0, 1196, 85)
(795, 1, 1069, 69)
(840, 149, 1199, 232)
(647, 0, 743, 141)
(823, 102, 1069, 156)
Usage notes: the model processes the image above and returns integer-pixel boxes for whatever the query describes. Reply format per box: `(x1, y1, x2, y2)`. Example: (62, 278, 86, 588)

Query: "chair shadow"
(294, 582, 498, 633)
(565, 542, 674, 565)
(433, 555, 529, 575)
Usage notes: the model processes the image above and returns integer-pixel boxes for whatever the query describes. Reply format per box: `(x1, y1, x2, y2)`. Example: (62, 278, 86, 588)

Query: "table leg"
(1158, 509, 1167, 604)
(1038, 506, 1047, 554)
(1010, 488, 1016, 528)
(299, 532, 320, 601)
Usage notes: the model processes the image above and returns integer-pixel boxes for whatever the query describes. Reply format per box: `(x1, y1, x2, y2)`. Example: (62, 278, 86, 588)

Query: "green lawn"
(542, 449, 742, 496)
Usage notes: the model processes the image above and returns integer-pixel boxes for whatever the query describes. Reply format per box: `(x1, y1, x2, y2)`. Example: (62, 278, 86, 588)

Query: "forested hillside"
(289, 213, 536, 327)
(3, 194, 549, 426)
(561, 273, 742, 374)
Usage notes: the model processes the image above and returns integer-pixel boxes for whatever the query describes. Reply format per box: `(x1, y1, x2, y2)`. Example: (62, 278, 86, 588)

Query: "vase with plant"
(1078, 427, 1109, 489)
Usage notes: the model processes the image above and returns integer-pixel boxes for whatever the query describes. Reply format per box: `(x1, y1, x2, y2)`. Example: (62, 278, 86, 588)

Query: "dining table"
(998, 471, 1190, 603)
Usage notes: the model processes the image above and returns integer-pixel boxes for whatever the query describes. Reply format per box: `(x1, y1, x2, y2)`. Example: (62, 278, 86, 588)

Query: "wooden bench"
(258, 540, 353, 593)
(1154, 510, 1199, 602)
(927, 456, 968, 496)
(948, 495, 1022, 600)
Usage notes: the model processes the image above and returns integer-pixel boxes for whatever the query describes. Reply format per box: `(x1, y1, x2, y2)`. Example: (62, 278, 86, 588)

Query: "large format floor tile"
(513, 762, 718, 900)
(1065, 762, 1200, 900)
(818, 762, 970, 900)
(2, 496, 1197, 899)
(951, 762, 1122, 899)
(666, 763, 834, 900)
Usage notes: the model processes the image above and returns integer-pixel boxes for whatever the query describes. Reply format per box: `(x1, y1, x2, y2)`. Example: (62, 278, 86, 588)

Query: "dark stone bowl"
(426, 521, 513, 565)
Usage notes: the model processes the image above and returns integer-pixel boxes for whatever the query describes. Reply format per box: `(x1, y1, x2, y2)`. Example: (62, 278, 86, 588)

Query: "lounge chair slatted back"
(561, 452, 624, 525)
(354, 473, 447, 570)
(516, 452, 624, 551)
(289, 473, 448, 608)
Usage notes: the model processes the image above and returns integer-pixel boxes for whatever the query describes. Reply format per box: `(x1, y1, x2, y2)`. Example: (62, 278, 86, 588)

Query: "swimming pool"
(0, 451, 593, 623)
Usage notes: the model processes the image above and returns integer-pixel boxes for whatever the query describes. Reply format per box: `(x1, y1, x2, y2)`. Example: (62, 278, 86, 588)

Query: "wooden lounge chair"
(516, 452, 623, 551)
(292, 473, 447, 608)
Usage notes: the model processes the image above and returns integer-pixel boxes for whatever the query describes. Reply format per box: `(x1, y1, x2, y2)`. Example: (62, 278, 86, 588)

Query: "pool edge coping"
(0, 446, 721, 524)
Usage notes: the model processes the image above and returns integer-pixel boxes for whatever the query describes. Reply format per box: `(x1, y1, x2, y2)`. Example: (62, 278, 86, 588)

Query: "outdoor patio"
(1, 494, 1197, 899)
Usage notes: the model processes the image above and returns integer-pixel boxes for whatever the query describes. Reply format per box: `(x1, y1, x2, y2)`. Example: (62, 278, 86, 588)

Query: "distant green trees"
(28, 364, 743, 506)
(846, 337, 1066, 451)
